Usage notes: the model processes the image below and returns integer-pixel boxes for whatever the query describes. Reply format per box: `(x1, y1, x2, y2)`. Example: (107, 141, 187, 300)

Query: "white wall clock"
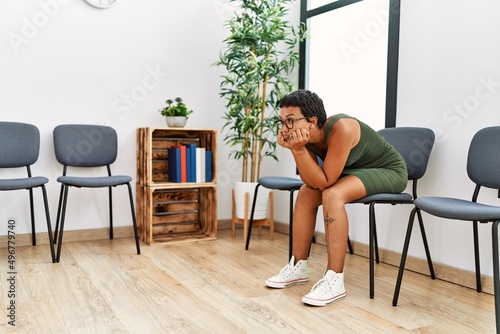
(84, 0, 119, 9)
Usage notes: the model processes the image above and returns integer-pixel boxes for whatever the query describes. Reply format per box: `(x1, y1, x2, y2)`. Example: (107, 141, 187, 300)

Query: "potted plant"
(159, 97, 193, 128)
(216, 0, 306, 220)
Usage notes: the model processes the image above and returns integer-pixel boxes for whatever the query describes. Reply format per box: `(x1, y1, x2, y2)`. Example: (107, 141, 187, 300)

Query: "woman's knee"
(297, 184, 322, 205)
(322, 176, 366, 205)
(322, 186, 348, 206)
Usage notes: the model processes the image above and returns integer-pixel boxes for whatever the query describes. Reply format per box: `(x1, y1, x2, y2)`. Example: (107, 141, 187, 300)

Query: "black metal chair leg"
(246, 183, 299, 262)
(245, 183, 261, 251)
(369, 203, 380, 264)
(41, 185, 56, 263)
(491, 220, 500, 334)
(347, 237, 353, 254)
(392, 207, 418, 306)
(473, 220, 482, 292)
(56, 186, 69, 263)
(29, 188, 36, 246)
(416, 209, 435, 279)
(109, 186, 114, 240)
(127, 183, 141, 255)
(288, 189, 296, 260)
(54, 183, 65, 244)
(369, 202, 375, 298)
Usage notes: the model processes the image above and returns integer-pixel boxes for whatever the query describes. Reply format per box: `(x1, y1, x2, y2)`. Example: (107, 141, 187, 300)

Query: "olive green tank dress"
(306, 114, 408, 196)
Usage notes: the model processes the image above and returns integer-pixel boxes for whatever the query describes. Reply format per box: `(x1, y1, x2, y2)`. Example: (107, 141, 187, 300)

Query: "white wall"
(0, 0, 231, 234)
(0, 0, 295, 237)
(2, 0, 499, 277)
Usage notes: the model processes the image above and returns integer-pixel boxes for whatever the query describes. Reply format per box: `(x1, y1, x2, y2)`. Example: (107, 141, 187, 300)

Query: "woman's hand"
(287, 128, 310, 149)
(277, 130, 291, 148)
(278, 128, 310, 149)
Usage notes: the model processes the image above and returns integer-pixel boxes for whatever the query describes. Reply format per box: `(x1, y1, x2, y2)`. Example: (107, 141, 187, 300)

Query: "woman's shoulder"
(324, 114, 360, 144)
(326, 113, 356, 124)
(327, 113, 351, 120)
(326, 114, 358, 129)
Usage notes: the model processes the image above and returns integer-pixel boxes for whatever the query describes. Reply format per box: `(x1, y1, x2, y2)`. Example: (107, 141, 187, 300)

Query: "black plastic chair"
(0, 121, 56, 263)
(52, 124, 141, 262)
(350, 127, 436, 299)
(392, 126, 500, 333)
(245, 177, 304, 259)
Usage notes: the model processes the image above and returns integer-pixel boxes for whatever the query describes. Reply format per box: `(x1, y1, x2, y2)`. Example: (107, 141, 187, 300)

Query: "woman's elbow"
(305, 177, 336, 191)
(315, 183, 330, 192)
(317, 180, 337, 192)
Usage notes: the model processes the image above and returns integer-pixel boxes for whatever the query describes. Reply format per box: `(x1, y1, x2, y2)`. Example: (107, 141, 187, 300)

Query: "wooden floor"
(0, 229, 496, 333)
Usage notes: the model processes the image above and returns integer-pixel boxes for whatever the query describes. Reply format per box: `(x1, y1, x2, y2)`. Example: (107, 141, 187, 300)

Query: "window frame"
(299, 0, 401, 127)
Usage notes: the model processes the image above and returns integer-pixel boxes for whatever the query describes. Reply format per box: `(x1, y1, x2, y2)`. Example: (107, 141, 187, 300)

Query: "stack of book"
(167, 143, 213, 183)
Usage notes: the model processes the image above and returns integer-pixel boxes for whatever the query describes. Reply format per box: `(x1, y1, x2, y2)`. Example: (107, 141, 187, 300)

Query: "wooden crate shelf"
(137, 127, 217, 186)
(136, 128, 218, 245)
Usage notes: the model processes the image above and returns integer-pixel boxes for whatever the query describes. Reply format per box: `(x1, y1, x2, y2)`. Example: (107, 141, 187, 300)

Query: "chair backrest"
(53, 124, 118, 167)
(378, 127, 435, 180)
(0, 121, 40, 168)
(467, 126, 500, 189)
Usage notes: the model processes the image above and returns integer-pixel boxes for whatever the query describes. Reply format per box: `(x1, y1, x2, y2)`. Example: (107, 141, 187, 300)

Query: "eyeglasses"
(275, 117, 308, 130)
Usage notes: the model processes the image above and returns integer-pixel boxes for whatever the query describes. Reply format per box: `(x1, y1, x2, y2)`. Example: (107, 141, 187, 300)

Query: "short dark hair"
(279, 90, 327, 128)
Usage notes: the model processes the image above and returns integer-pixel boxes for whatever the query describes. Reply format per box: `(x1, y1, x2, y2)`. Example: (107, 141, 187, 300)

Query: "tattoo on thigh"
(325, 213, 336, 225)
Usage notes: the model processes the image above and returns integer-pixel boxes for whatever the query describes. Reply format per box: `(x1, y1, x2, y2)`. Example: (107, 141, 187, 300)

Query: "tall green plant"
(216, 0, 307, 182)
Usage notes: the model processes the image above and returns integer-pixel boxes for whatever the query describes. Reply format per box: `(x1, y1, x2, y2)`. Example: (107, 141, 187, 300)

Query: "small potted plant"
(159, 97, 193, 128)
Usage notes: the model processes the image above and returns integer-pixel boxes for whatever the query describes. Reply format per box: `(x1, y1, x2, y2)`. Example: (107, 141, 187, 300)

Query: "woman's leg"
(265, 184, 321, 288)
(292, 184, 322, 263)
(321, 175, 366, 273)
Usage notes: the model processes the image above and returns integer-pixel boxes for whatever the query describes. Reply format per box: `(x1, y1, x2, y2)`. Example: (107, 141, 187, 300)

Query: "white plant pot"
(165, 116, 187, 128)
(234, 181, 271, 220)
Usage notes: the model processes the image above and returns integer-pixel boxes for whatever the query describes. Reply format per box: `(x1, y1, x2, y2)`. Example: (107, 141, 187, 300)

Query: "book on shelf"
(205, 150, 212, 182)
(171, 145, 187, 182)
(196, 147, 206, 182)
(169, 145, 212, 183)
(167, 147, 181, 182)
(186, 143, 197, 182)
(186, 146, 191, 182)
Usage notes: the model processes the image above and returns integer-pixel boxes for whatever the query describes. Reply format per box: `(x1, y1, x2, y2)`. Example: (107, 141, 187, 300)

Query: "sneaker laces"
(276, 261, 296, 278)
(310, 275, 336, 296)
(276, 257, 304, 278)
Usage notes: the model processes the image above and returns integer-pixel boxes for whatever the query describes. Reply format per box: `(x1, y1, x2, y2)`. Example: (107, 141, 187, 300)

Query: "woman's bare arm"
(290, 118, 360, 190)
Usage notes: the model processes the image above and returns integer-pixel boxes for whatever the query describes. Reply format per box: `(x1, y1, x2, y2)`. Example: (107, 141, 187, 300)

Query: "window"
(300, 0, 400, 128)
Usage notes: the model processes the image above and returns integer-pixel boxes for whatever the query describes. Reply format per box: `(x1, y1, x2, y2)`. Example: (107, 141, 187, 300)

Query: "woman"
(265, 90, 407, 306)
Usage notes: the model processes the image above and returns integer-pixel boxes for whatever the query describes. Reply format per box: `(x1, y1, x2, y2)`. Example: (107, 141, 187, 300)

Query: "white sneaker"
(302, 270, 346, 306)
(265, 256, 309, 288)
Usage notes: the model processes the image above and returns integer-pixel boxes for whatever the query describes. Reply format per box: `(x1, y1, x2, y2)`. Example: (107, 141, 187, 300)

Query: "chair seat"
(415, 197, 500, 222)
(351, 192, 413, 204)
(0, 176, 49, 191)
(247, 176, 304, 258)
(57, 175, 132, 188)
(258, 176, 303, 190)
